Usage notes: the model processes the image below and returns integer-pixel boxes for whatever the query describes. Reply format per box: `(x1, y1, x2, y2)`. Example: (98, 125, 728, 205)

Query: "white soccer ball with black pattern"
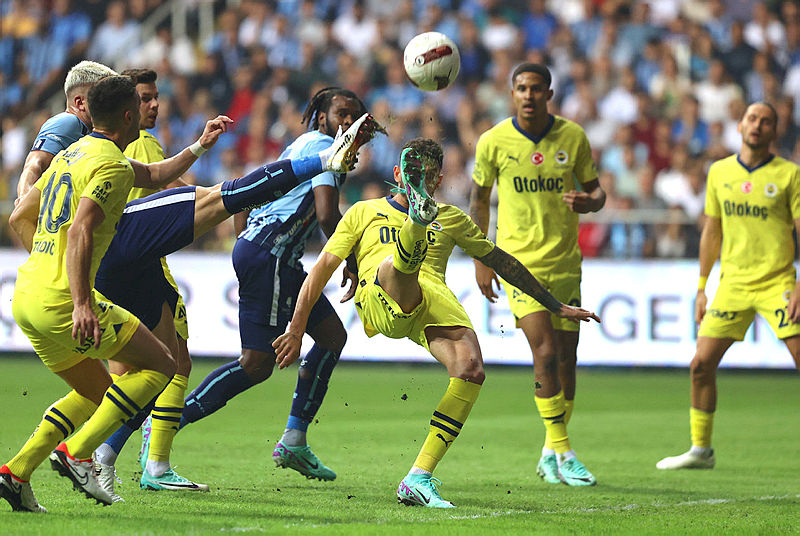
(403, 32, 460, 92)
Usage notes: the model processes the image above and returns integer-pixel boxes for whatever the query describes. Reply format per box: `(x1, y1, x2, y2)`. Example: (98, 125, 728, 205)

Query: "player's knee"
(455, 356, 485, 384)
(239, 350, 274, 383)
(689, 356, 715, 384)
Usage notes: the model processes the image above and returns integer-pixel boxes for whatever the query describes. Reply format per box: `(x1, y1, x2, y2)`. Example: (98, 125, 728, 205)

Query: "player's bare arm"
(476, 246, 600, 323)
(470, 183, 501, 301)
(8, 187, 41, 252)
(695, 215, 722, 324)
(313, 184, 357, 302)
(66, 198, 106, 349)
(562, 178, 606, 214)
(789, 218, 800, 323)
(128, 115, 232, 189)
(17, 150, 55, 202)
(273, 251, 343, 368)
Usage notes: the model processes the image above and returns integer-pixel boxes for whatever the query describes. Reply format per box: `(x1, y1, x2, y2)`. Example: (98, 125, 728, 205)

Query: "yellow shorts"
(502, 272, 581, 332)
(161, 257, 188, 340)
(12, 287, 139, 373)
(698, 278, 800, 341)
(355, 274, 473, 352)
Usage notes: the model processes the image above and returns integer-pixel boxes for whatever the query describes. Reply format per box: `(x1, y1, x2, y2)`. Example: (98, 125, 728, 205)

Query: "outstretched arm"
(273, 251, 343, 367)
(476, 246, 600, 323)
(695, 215, 722, 324)
(129, 115, 232, 189)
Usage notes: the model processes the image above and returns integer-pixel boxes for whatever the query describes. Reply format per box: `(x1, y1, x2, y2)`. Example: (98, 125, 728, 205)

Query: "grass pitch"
(1, 355, 799, 535)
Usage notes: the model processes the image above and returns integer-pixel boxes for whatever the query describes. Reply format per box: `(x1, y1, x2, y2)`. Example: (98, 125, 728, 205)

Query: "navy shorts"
(94, 187, 196, 330)
(232, 238, 335, 353)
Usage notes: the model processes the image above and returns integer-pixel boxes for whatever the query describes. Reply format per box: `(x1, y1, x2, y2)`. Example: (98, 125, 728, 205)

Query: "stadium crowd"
(1, 0, 799, 257)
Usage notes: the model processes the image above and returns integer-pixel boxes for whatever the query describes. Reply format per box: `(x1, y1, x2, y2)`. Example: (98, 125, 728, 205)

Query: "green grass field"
(1, 355, 799, 535)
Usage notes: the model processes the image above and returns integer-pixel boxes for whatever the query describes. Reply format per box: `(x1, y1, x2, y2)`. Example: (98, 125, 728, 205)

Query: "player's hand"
(562, 190, 596, 213)
(695, 290, 707, 324)
(273, 330, 302, 369)
(788, 284, 800, 323)
(340, 266, 357, 303)
(475, 261, 500, 303)
(198, 115, 234, 149)
(557, 304, 600, 323)
(72, 303, 102, 349)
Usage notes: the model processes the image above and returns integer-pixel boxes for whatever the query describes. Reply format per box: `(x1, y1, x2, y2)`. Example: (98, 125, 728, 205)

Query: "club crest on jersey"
(741, 181, 753, 194)
(430, 221, 443, 231)
(555, 150, 569, 165)
(783, 290, 792, 302)
(764, 183, 778, 198)
(531, 152, 544, 165)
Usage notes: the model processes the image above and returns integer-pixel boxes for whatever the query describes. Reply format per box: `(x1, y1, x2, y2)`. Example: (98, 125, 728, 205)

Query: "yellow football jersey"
(705, 154, 800, 287)
(473, 115, 597, 276)
(323, 196, 495, 300)
(16, 133, 134, 300)
(124, 130, 166, 202)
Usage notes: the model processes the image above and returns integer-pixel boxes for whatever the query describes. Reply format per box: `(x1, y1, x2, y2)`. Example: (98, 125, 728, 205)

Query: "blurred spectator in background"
(2, 0, 799, 257)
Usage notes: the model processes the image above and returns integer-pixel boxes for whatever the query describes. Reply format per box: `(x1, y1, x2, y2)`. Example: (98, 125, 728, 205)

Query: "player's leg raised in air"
(87, 112, 383, 492)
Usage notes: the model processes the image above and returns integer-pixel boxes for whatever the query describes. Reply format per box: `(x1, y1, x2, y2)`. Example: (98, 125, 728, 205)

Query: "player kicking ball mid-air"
(273, 138, 599, 508)
(1, 81, 381, 510)
(657, 102, 800, 470)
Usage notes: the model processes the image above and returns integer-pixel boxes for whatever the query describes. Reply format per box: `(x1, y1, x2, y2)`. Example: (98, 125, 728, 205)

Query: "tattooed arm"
(475, 246, 600, 322)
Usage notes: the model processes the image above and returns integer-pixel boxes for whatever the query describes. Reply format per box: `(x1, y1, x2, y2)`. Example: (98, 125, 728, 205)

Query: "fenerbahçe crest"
(555, 150, 569, 165)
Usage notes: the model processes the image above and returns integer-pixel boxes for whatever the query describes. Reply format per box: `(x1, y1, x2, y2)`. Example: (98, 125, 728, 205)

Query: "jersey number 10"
(37, 171, 74, 234)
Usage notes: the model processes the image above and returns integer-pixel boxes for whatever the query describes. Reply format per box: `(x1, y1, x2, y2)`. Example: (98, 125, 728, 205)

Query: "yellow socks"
(690, 407, 714, 448)
(535, 391, 571, 454)
(412, 378, 482, 473)
(393, 218, 428, 274)
(65, 369, 170, 459)
(544, 397, 574, 450)
(148, 374, 189, 463)
(5, 391, 96, 481)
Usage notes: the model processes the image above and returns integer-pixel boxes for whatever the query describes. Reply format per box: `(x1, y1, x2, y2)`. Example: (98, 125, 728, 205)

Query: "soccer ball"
(403, 32, 460, 91)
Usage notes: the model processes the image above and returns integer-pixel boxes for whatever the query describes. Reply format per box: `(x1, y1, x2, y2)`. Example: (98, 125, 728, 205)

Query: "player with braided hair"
(166, 86, 377, 481)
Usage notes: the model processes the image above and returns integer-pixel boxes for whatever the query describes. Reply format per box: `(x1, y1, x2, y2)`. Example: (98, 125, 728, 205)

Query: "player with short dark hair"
(470, 62, 606, 486)
(93, 68, 204, 498)
(273, 138, 599, 507)
(0, 75, 232, 511)
(657, 102, 800, 470)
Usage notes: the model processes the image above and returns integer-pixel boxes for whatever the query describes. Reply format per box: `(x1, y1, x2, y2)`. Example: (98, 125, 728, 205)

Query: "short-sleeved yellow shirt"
(705, 154, 800, 288)
(473, 115, 597, 276)
(16, 133, 134, 301)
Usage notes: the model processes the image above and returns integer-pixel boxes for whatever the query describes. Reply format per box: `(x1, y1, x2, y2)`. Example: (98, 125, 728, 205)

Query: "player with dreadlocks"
(172, 87, 375, 481)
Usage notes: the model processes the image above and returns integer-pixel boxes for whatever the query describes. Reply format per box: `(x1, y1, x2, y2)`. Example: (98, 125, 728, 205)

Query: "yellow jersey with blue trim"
(473, 115, 597, 275)
(705, 153, 800, 288)
(124, 130, 166, 201)
(16, 133, 134, 300)
(323, 196, 495, 298)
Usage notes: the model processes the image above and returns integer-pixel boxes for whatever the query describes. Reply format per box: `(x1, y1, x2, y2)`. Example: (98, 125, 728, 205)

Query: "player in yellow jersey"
(0, 75, 231, 511)
(273, 138, 599, 508)
(657, 102, 800, 470)
(470, 63, 606, 486)
(91, 68, 206, 497)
